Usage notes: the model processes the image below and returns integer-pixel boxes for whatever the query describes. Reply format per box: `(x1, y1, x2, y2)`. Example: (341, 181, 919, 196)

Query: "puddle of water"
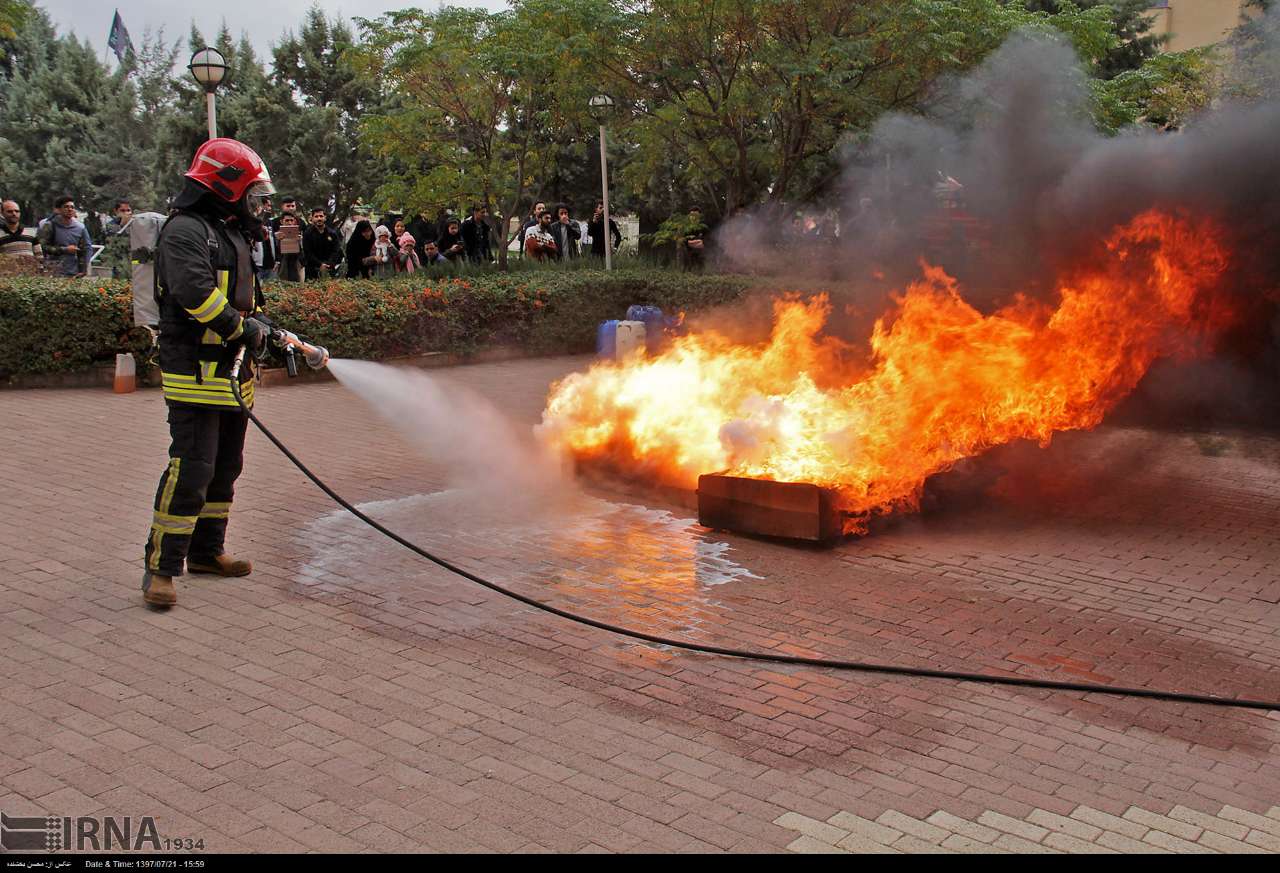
(296, 489, 763, 596)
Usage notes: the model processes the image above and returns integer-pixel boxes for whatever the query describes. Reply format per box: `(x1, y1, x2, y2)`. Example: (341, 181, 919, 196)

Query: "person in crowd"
(254, 198, 277, 283)
(437, 218, 466, 262)
(37, 195, 93, 277)
(1, 199, 42, 263)
(407, 211, 435, 258)
(519, 201, 546, 257)
(524, 210, 559, 262)
(548, 203, 580, 261)
(395, 232, 420, 274)
(274, 213, 303, 281)
(683, 205, 707, 271)
(272, 196, 299, 234)
(302, 207, 341, 280)
(339, 207, 364, 246)
(435, 210, 458, 239)
(421, 240, 449, 266)
(461, 205, 492, 264)
(392, 217, 408, 245)
(103, 199, 136, 279)
(588, 201, 622, 260)
(345, 219, 377, 278)
(372, 224, 397, 278)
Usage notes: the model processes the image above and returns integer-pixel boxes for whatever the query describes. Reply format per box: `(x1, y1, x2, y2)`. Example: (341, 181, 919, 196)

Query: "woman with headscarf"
(344, 219, 376, 278)
(436, 219, 465, 262)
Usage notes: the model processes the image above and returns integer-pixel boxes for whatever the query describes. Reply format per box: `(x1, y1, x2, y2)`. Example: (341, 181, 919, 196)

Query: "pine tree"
(271, 5, 384, 216)
(0, 7, 154, 218)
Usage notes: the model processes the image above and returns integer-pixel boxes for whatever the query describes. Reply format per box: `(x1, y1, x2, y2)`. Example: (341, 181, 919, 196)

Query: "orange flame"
(540, 210, 1235, 531)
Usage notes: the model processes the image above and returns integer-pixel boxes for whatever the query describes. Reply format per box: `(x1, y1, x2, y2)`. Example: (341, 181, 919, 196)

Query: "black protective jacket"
(154, 210, 262, 409)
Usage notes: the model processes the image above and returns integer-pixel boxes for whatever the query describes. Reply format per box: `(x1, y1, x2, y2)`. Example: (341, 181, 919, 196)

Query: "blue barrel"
(625, 305, 665, 352)
(597, 320, 619, 358)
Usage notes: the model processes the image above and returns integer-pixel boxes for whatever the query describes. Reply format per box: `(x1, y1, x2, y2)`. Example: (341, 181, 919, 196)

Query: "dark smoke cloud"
(718, 27, 1280, 296)
(713, 23, 1280, 423)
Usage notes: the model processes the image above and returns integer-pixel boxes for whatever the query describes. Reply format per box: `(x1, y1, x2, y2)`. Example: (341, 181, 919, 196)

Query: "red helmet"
(184, 138, 275, 204)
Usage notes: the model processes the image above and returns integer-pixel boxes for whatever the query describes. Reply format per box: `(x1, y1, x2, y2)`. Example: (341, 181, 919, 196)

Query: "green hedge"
(0, 269, 753, 378)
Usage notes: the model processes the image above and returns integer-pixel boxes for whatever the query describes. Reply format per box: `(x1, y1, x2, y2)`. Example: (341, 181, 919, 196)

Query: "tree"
(356, 3, 592, 266)
(1091, 47, 1219, 133)
(0, 8, 158, 217)
(271, 5, 383, 217)
(1025, 0, 1165, 78)
(0, 0, 28, 44)
(1225, 0, 1279, 101)
(555, 0, 1105, 221)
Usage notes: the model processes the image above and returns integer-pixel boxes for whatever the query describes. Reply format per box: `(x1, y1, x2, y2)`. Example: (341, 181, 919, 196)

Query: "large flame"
(540, 211, 1235, 531)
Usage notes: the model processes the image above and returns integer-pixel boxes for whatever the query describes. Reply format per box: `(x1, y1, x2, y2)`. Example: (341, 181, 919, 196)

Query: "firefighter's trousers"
(144, 404, 249, 576)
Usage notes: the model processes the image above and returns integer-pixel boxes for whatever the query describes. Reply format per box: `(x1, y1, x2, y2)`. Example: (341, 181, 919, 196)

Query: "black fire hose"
(228, 350, 1280, 713)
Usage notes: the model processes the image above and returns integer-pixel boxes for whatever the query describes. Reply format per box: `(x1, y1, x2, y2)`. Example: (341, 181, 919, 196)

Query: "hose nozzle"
(272, 329, 329, 371)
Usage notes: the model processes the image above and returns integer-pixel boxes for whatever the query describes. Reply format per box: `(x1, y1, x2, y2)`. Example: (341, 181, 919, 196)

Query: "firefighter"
(141, 138, 274, 608)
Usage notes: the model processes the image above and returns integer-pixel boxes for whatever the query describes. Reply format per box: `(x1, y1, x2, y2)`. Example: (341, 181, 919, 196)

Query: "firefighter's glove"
(240, 316, 269, 359)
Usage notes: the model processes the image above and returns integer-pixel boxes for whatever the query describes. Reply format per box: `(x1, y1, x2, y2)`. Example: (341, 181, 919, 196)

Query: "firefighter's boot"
(187, 554, 253, 577)
(142, 571, 177, 608)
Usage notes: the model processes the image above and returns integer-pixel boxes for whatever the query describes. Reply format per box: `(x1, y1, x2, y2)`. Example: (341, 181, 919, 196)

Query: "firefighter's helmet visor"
(244, 180, 276, 215)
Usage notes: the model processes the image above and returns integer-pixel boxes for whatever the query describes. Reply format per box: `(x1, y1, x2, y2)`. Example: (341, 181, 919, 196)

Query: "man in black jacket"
(407, 211, 435, 259)
(302, 207, 341, 280)
(461, 205, 492, 264)
(548, 204, 580, 260)
(588, 201, 622, 259)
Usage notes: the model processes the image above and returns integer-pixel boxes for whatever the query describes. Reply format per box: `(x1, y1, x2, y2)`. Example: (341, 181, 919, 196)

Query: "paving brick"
(978, 810, 1050, 842)
(1220, 806, 1280, 838)
(1244, 830, 1280, 852)
(1095, 830, 1171, 854)
(1071, 805, 1148, 840)
(876, 810, 948, 844)
(1143, 829, 1217, 853)
(1168, 805, 1249, 840)
(786, 834, 848, 854)
(827, 811, 903, 845)
(927, 810, 999, 843)
(993, 832, 1060, 853)
(889, 834, 953, 853)
(1197, 829, 1270, 853)
(1123, 806, 1203, 842)
(774, 812, 848, 845)
(1028, 808, 1103, 840)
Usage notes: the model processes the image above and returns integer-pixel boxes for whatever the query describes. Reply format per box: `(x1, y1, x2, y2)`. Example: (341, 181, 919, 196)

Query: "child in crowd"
(395, 232, 421, 273)
(372, 224, 396, 278)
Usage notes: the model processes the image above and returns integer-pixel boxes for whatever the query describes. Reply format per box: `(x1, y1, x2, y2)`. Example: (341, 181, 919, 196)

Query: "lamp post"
(588, 94, 615, 270)
(188, 47, 228, 140)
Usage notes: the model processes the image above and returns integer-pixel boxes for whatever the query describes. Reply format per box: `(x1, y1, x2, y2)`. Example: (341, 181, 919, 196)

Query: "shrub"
(0, 268, 753, 379)
(0, 277, 152, 379)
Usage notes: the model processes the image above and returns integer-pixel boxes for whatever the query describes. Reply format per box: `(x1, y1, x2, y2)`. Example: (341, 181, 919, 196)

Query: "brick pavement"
(1, 355, 1278, 853)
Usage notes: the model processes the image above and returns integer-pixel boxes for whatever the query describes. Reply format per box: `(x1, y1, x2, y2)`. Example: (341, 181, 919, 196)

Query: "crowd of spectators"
(0, 192, 635, 282)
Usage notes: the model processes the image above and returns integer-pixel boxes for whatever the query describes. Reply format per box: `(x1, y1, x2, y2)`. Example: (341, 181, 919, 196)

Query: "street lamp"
(588, 94, 615, 270)
(188, 47, 228, 140)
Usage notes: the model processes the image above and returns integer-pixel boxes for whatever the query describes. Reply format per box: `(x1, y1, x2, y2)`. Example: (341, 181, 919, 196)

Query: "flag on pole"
(107, 10, 135, 64)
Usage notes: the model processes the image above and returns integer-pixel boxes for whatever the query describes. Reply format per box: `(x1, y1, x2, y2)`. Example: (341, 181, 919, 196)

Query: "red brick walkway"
(1, 356, 1278, 853)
